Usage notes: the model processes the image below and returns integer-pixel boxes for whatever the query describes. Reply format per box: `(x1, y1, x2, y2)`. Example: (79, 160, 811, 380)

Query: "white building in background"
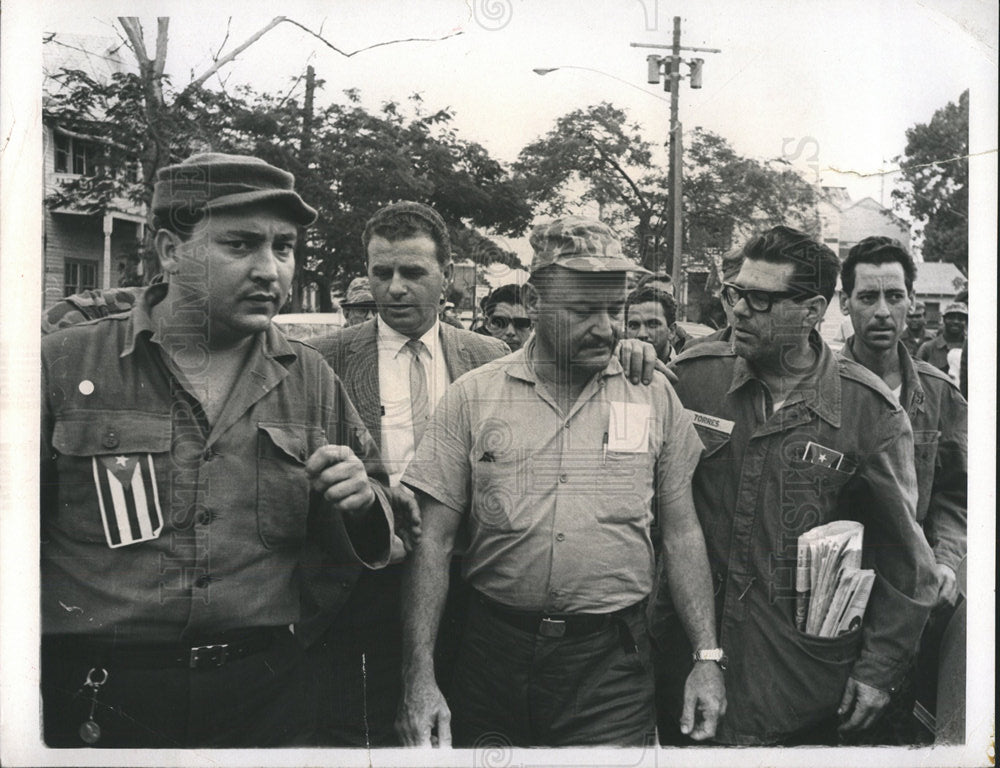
(818, 187, 910, 261)
(42, 34, 146, 309)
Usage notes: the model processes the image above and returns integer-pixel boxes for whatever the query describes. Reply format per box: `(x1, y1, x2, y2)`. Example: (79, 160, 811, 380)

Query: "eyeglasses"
(487, 315, 532, 332)
(722, 282, 816, 313)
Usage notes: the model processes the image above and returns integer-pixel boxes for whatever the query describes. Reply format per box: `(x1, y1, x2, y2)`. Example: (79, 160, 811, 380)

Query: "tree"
(515, 105, 818, 272)
(683, 127, 819, 252)
(891, 90, 968, 273)
(43, 21, 530, 305)
(43, 16, 463, 291)
(514, 103, 664, 268)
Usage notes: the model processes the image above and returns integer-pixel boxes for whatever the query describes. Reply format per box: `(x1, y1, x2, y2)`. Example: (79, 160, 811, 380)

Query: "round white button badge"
(78, 380, 95, 395)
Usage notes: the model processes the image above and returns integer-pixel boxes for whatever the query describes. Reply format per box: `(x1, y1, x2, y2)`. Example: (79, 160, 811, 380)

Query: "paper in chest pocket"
(607, 401, 651, 453)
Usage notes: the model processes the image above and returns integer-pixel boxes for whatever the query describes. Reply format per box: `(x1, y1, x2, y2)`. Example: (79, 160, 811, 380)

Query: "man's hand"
(305, 445, 376, 517)
(615, 338, 676, 385)
(397, 673, 452, 747)
(680, 661, 726, 740)
(388, 484, 423, 553)
(933, 563, 959, 608)
(837, 677, 891, 732)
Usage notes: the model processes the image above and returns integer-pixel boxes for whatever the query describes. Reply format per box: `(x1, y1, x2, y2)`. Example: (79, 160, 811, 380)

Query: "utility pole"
(632, 19, 719, 319)
(292, 64, 316, 312)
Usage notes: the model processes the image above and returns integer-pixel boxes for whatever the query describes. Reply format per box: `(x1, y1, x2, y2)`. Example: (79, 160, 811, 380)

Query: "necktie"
(405, 339, 430, 446)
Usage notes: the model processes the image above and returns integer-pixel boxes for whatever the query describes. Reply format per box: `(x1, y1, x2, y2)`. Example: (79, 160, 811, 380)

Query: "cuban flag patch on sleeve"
(92, 455, 164, 548)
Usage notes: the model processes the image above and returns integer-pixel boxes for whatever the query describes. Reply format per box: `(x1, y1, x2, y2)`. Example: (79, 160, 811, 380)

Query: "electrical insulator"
(646, 55, 661, 85)
(689, 58, 704, 88)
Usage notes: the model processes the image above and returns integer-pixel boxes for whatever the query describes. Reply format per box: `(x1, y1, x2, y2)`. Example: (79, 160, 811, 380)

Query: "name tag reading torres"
(687, 410, 735, 436)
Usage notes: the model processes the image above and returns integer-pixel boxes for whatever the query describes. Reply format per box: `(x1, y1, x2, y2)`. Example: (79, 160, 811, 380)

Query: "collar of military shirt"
(842, 337, 927, 415)
(728, 331, 841, 429)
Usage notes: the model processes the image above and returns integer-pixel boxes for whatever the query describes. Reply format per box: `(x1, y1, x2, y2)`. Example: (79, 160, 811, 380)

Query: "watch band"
(692, 648, 727, 669)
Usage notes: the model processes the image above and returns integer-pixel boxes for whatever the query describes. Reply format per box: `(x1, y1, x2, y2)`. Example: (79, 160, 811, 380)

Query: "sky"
(37, 0, 997, 262)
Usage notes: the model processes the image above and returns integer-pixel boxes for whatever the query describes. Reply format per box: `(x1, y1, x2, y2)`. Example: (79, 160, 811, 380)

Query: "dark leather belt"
(44, 627, 281, 669)
(475, 592, 643, 638)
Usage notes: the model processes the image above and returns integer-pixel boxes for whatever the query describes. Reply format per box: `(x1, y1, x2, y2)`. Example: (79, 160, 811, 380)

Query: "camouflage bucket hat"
(341, 277, 375, 307)
(942, 301, 968, 317)
(529, 216, 646, 274)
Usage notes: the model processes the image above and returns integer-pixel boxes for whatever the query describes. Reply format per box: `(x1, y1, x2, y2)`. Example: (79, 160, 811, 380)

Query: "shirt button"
(197, 510, 212, 525)
(556, 533, 566, 542)
(202, 448, 215, 462)
(102, 431, 119, 449)
(194, 575, 212, 588)
(559, 474, 568, 484)
(299, 447, 308, 461)
(563, 421, 570, 430)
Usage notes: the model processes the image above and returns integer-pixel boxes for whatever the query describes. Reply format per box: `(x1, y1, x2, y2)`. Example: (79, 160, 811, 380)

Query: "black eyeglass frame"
(721, 282, 819, 313)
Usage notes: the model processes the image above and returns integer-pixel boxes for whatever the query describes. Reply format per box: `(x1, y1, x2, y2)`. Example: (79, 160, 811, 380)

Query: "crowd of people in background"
(39, 151, 967, 751)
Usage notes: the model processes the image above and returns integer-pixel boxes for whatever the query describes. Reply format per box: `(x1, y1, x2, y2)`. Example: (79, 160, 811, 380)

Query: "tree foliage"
(43, 21, 530, 305)
(515, 104, 818, 272)
(891, 90, 968, 272)
(684, 127, 819, 252)
(514, 103, 663, 266)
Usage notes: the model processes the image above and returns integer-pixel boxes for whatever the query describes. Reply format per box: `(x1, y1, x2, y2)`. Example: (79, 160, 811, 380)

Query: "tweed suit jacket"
(297, 318, 508, 646)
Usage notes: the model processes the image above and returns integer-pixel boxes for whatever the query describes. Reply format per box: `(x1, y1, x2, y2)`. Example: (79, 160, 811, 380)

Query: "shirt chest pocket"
(49, 412, 171, 546)
(779, 435, 858, 499)
(472, 453, 532, 533)
(256, 423, 324, 549)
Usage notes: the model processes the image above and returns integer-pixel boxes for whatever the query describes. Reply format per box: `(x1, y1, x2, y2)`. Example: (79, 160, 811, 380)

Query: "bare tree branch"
(214, 18, 232, 62)
(52, 124, 132, 153)
(182, 16, 287, 95)
(280, 17, 462, 57)
(153, 18, 169, 81)
(118, 17, 149, 68)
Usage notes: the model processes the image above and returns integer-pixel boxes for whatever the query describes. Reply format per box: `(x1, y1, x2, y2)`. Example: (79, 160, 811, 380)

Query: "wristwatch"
(692, 648, 728, 670)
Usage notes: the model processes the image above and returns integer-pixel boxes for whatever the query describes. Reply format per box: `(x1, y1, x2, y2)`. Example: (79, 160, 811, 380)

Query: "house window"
(53, 133, 101, 177)
(54, 133, 70, 173)
(64, 260, 98, 296)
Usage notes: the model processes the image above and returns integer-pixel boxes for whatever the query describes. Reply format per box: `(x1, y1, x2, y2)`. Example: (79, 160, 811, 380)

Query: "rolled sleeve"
(654, 382, 704, 506)
(853, 406, 937, 692)
(402, 384, 471, 515)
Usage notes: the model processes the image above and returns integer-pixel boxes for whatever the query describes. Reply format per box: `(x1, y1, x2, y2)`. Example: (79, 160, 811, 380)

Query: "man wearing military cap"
(397, 215, 724, 747)
(340, 276, 377, 327)
(916, 301, 967, 375)
(40, 152, 396, 747)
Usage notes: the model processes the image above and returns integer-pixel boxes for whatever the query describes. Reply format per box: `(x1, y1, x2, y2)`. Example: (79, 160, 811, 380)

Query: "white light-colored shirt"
(403, 340, 703, 613)
(376, 318, 450, 485)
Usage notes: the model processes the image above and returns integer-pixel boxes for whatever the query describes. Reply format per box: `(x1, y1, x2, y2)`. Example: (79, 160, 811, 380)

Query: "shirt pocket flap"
(52, 411, 171, 456)
(258, 422, 311, 464)
(912, 429, 941, 446)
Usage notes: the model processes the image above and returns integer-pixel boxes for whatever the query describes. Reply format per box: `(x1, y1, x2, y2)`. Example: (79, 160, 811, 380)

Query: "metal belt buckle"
(539, 618, 566, 638)
(189, 643, 229, 669)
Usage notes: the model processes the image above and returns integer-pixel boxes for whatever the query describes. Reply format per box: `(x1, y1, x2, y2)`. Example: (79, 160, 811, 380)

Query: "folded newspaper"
(794, 521, 875, 637)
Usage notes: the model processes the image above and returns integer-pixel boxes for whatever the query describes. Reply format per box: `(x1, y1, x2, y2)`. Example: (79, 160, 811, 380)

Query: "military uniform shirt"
(41, 285, 393, 642)
(652, 336, 937, 744)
